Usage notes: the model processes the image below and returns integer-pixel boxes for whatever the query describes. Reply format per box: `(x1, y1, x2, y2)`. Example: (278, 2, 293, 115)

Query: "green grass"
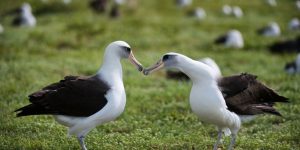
(0, 0, 300, 149)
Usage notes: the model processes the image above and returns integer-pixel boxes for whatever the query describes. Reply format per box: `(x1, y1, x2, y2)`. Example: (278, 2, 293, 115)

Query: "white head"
(143, 52, 215, 81)
(289, 18, 300, 30)
(232, 6, 243, 18)
(267, 22, 280, 35)
(104, 41, 143, 71)
(226, 30, 244, 48)
(21, 3, 32, 14)
(194, 7, 206, 20)
(222, 5, 232, 15)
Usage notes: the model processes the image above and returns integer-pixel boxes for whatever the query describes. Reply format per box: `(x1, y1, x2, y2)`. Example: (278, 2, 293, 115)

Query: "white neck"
(97, 49, 123, 86)
(176, 56, 215, 85)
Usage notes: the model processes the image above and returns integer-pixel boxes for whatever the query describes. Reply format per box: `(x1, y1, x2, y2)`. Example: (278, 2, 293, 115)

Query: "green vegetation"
(0, 0, 299, 149)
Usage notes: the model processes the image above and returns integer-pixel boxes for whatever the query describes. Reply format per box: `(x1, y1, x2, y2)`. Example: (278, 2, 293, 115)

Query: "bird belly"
(67, 88, 126, 136)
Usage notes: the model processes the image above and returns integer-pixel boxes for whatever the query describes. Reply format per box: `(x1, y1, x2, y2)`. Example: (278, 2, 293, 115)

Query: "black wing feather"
(15, 75, 110, 117)
(218, 73, 288, 116)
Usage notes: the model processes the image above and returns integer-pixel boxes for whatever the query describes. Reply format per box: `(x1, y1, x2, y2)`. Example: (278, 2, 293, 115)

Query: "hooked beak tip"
(143, 70, 149, 75)
(138, 66, 143, 72)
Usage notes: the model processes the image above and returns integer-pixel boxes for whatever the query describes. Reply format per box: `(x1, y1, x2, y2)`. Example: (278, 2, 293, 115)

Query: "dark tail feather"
(15, 104, 53, 117)
(264, 87, 289, 103)
(252, 105, 282, 116)
(263, 109, 282, 116)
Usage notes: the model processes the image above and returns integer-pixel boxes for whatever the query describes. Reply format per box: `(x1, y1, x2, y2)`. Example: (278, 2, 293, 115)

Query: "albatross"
(12, 3, 36, 27)
(215, 30, 244, 48)
(257, 22, 281, 37)
(143, 52, 288, 150)
(15, 41, 143, 150)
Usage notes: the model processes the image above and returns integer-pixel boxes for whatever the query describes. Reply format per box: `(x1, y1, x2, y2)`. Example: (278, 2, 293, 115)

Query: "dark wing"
(269, 36, 300, 53)
(90, 0, 107, 13)
(15, 75, 110, 117)
(285, 61, 296, 71)
(12, 16, 22, 26)
(218, 73, 288, 116)
(214, 34, 227, 44)
(257, 26, 268, 35)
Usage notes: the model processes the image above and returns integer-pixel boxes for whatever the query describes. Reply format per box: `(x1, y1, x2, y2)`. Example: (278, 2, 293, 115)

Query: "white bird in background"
(63, 0, 72, 5)
(266, 0, 277, 7)
(257, 22, 281, 37)
(12, 3, 36, 27)
(143, 53, 288, 150)
(194, 7, 206, 20)
(232, 6, 243, 18)
(288, 18, 300, 30)
(176, 0, 192, 8)
(215, 30, 244, 48)
(0, 24, 4, 34)
(296, 0, 300, 10)
(115, 0, 125, 5)
(285, 54, 300, 74)
(222, 5, 232, 15)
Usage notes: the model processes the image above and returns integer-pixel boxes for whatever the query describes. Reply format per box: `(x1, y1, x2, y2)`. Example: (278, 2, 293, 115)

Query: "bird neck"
(177, 57, 215, 85)
(97, 50, 123, 86)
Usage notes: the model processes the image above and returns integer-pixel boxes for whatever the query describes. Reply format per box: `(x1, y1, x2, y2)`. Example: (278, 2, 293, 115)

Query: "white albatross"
(143, 52, 288, 150)
(215, 30, 244, 48)
(12, 3, 36, 27)
(15, 41, 143, 150)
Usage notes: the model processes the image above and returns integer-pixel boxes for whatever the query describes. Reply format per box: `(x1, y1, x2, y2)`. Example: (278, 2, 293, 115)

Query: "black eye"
(162, 55, 170, 61)
(121, 46, 131, 53)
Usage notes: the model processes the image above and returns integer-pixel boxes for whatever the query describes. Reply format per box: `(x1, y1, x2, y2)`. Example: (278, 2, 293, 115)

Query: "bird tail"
(14, 104, 50, 117)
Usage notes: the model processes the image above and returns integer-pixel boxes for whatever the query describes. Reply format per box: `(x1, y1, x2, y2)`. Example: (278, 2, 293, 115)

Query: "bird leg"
(77, 136, 87, 150)
(227, 134, 237, 150)
(213, 129, 223, 150)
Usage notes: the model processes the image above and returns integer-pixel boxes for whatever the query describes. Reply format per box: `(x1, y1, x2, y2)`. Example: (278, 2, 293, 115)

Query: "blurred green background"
(0, 0, 299, 149)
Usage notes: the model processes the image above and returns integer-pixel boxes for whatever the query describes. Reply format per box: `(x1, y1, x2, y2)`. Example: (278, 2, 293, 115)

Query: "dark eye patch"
(163, 54, 175, 61)
(121, 46, 131, 52)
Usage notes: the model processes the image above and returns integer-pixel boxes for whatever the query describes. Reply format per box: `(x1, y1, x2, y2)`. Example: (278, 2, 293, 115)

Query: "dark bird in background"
(285, 54, 300, 74)
(90, 0, 107, 13)
(110, 4, 120, 18)
(269, 36, 300, 53)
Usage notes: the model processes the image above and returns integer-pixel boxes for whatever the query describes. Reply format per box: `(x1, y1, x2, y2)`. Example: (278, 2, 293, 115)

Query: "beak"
(143, 59, 164, 75)
(128, 51, 143, 72)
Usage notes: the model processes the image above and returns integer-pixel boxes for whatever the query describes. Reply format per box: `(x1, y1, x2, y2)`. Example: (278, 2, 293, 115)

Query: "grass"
(0, 0, 300, 149)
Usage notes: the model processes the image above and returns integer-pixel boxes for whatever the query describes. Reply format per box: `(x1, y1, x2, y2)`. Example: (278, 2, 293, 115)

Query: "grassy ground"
(0, 0, 300, 149)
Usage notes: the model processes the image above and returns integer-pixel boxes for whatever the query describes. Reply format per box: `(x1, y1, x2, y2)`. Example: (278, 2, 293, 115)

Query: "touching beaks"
(128, 51, 143, 72)
(143, 59, 165, 75)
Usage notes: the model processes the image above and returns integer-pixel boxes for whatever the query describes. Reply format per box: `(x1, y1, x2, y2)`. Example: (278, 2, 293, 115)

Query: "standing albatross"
(143, 52, 288, 150)
(15, 41, 143, 150)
